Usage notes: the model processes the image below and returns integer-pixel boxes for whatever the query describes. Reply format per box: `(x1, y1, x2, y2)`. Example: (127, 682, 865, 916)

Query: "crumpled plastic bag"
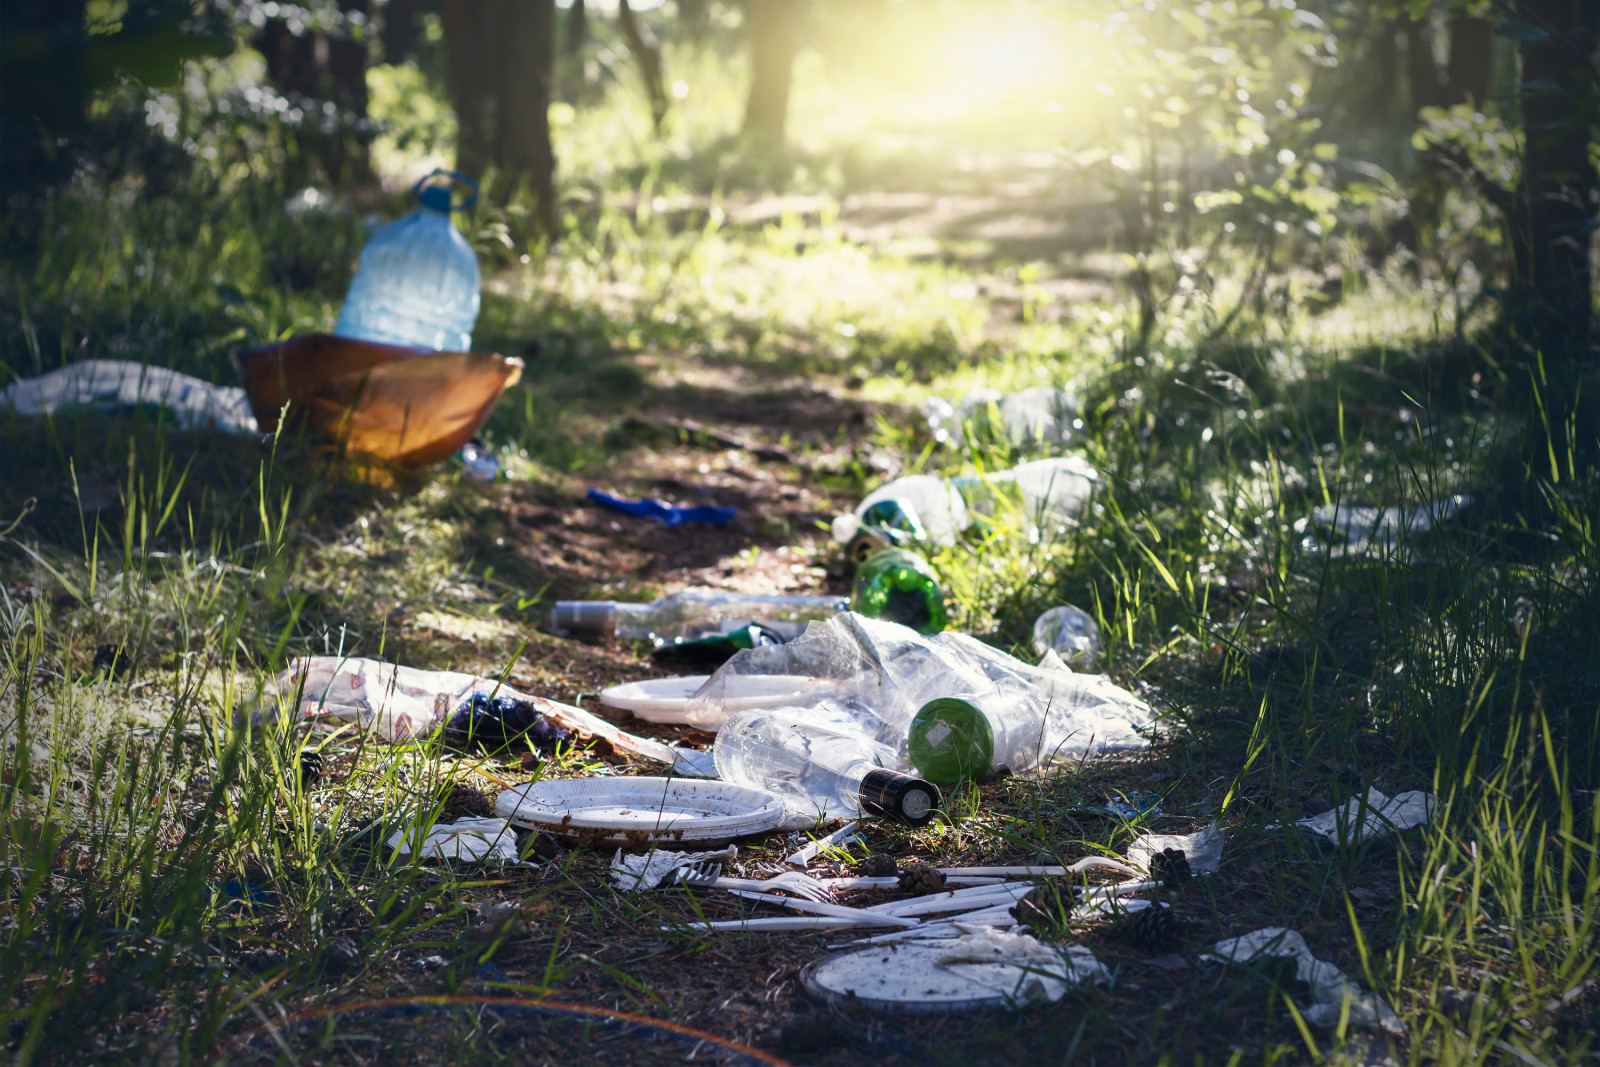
(1312, 495, 1470, 552)
(1297, 788, 1435, 845)
(1127, 822, 1225, 875)
(931, 924, 1108, 1003)
(608, 845, 738, 893)
(1, 359, 259, 434)
(1207, 927, 1404, 1034)
(687, 613, 1152, 775)
(388, 816, 518, 863)
(253, 656, 715, 776)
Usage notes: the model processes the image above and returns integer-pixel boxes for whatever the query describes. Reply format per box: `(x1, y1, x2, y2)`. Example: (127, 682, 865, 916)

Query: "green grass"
(3, 64, 1597, 1067)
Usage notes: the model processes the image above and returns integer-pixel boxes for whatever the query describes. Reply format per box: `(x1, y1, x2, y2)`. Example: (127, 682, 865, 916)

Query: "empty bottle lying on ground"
(924, 385, 1080, 450)
(831, 457, 1097, 553)
(550, 590, 849, 647)
(851, 547, 949, 635)
(684, 612, 1153, 780)
(713, 703, 939, 826)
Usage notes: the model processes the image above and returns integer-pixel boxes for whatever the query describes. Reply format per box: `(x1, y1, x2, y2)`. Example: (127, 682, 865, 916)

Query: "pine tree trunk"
(1515, 0, 1598, 369)
(1444, 14, 1494, 105)
(618, 0, 669, 133)
(499, 0, 557, 236)
(442, 0, 557, 236)
(743, 0, 802, 141)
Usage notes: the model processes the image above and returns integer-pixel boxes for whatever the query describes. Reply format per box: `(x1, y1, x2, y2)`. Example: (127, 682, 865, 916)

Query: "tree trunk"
(617, 0, 668, 133)
(499, 0, 557, 236)
(743, 0, 802, 141)
(442, 0, 492, 184)
(681, 0, 711, 45)
(566, 0, 588, 56)
(1444, 14, 1494, 106)
(1514, 0, 1598, 369)
(255, 0, 372, 187)
(1403, 14, 1445, 114)
(442, 0, 557, 236)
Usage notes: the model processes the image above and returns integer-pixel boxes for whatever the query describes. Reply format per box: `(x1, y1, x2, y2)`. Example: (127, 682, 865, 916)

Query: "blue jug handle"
(413, 169, 479, 212)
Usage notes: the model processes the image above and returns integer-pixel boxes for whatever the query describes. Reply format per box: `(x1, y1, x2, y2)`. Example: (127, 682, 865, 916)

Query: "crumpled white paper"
(608, 845, 737, 892)
(1297, 788, 1435, 844)
(1207, 927, 1403, 1034)
(1127, 822, 1225, 875)
(0, 359, 259, 434)
(387, 816, 519, 863)
(932, 924, 1108, 1003)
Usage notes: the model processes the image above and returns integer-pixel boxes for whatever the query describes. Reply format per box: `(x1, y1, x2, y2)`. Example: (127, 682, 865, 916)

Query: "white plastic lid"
(801, 943, 1066, 1013)
(495, 776, 785, 845)
(599, 674, 838, 727)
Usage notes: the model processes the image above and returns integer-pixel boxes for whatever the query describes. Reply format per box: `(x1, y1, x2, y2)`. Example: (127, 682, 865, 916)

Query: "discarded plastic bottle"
(551, 590, 848, 646)
(650, 622, 788, 669)
(906, 692, 1038, 783)
(1031, 604, 1101, 666)
(924, 385, 1079, 449)
(457, 439, 499, 481)
(714, 706, 939, 825)
(335, 170, 482, 352)
(831, 474, 968, 549)
(852, 548, 948, 635)
(951, 456, 1096, 539)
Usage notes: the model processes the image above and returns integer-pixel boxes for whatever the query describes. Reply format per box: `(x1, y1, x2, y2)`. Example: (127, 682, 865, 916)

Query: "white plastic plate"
(599, 674, 836, 726)
(495, 776, 785, 845)
(801, 943, 1061, 1014)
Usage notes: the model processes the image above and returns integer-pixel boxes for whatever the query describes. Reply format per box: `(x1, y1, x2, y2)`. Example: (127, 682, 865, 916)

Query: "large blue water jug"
(334, 170, 481, 351)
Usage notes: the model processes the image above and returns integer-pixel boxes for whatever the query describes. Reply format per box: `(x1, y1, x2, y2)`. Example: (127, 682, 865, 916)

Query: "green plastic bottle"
(852, 548, 949, 635)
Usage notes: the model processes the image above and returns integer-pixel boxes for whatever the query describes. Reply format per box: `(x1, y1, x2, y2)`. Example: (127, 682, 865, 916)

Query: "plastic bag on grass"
(1207, 927, 1403, 1034)
(1, 359, 259, 434)
(685, 612, 1153, 777)
(254, 656, 715, 777)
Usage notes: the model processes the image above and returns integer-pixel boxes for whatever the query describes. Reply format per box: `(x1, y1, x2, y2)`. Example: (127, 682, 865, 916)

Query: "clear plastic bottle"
(1031, 604, 1101, 666)
(925, 385, 1079, 449)
(830, 474, 968, 548)
(550, 590, 848, 646)
(713, 707, 939, 825)
(334, 170, 482, 352)
(951, 456, 1096, 539)
(852, 548, 948, 635)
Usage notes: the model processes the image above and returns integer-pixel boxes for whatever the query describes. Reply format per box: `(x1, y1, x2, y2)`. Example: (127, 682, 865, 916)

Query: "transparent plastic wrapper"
(251, 656, 714, 776)
(1031, 604, 1101, 666)
(686, 613, 1152, 781)
(1, 359, 259, 435)
(924, 386, 1079, 450)
(1296, 788, 1435, 844)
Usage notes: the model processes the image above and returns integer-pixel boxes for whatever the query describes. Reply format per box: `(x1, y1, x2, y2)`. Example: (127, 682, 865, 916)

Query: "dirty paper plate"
(495, 776, 785, 846)
(600, 674, 835, 727)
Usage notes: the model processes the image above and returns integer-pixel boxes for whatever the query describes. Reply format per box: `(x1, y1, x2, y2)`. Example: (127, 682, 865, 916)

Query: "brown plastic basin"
(236, 333, 523, 469)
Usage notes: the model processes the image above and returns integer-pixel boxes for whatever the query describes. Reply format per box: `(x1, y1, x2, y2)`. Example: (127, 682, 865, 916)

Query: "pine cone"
(298, 751, 324, 789)
(896, 862, 946, 894)
(1150, 847, 1191, 882)
(858, 853, 898, 878)
(1009, 881, 1077, 935)
(1115, 904, 1182, 954)
(439, 783, 495, 821)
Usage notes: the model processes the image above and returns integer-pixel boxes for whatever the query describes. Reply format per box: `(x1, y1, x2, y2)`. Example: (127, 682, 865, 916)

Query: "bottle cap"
(550, 601, 618, 635)
(858, 768, 940, 826)
(908, 697, 995, 783)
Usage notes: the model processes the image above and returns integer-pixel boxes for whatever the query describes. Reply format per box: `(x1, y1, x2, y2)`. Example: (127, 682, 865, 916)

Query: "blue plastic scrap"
(586, 488, 736, 527)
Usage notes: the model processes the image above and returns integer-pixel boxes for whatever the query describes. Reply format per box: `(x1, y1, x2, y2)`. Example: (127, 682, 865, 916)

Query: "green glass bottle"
(852, 548, 949, 635)
(907, 696, 994, 783)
